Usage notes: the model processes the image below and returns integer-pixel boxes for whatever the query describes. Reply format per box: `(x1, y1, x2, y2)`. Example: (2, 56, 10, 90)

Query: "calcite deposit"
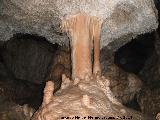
(62, 13, 102, 79)
(32, 74, 146, 120)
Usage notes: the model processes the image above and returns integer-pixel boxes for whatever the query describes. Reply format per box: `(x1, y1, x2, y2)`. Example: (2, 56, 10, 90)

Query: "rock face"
(137, 87, 160, 118)
(137, 28, 160, 119)
(0, 97, 35, 120)
(1, 33, 58, 84)
(46, 47, 71, 92)
(0, 0, 158, 50)
(106, 65, 142, 105)
(32, 75, 147, 120)
(101, 47, 142, 104)
(139, 32, 158, 84)
(0, 38, 72, 108)
(0, 74, 43, 108)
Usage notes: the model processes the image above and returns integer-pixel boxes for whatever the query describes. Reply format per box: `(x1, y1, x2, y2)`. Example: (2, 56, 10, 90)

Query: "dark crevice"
(124, 97, 141, 112)
(114, 32, 155, 74)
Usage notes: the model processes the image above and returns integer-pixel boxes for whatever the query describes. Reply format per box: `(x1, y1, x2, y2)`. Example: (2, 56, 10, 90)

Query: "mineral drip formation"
(62, 13, 102, 79)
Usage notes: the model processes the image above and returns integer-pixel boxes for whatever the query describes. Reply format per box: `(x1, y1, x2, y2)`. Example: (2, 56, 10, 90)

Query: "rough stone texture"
(101, 48, 142, 104)
(139, 31, 159, 84)
(0, 0, 158, 50)
(123, 7, 160, 84)
(137, 87, 160, 119)
(1, 34, 58, 84)
(0, 39, 72, 108)
(105, 65, 142, 105)
(157, 113, 160, 120)
(137, 31, 160, 119)
(0, 48, 43, 109)
(0, 73, 43, 108)
(0, 97, 35, 120)
(32, 75, 147, 120)
(46, 47, 71, 92)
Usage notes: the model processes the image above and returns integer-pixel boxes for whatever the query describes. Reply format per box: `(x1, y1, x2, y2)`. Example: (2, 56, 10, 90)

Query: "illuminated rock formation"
(32, 75, 146, 120)
(62, 13, 102, 79)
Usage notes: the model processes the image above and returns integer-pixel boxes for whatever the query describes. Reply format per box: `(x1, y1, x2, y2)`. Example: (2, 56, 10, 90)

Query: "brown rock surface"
(137, 87, 160, 119)
(105, 64, 142, 104)
(46, 47, 71, 93)
(101, 48, 142, 104)
(0, 96, 35, 120)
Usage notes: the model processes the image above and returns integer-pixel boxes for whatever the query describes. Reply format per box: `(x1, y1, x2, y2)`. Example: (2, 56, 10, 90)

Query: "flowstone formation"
(32, 75, 146, 120)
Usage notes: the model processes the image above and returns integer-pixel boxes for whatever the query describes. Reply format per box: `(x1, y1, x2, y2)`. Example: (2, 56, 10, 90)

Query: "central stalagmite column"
(62, 13, 102, 80)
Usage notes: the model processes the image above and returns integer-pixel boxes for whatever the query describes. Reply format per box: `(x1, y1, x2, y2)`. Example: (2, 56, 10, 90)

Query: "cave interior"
(0, 0, 160, 120)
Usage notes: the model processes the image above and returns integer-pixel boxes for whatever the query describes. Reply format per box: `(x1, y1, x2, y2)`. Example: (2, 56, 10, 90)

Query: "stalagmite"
(82, 94, 93, 108)
(42, 81, 54, 106)
(62, 13, 102, 79)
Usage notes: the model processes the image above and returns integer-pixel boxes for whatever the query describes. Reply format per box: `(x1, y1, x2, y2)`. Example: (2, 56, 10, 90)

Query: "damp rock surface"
(32, 75, 147, 120)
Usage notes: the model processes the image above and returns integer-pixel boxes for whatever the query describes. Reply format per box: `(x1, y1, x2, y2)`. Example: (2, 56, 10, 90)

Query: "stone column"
(62, 13, 102, 79)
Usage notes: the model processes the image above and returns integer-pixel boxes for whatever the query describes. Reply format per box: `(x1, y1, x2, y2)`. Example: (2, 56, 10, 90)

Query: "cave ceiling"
(0, 0, 158, 50)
